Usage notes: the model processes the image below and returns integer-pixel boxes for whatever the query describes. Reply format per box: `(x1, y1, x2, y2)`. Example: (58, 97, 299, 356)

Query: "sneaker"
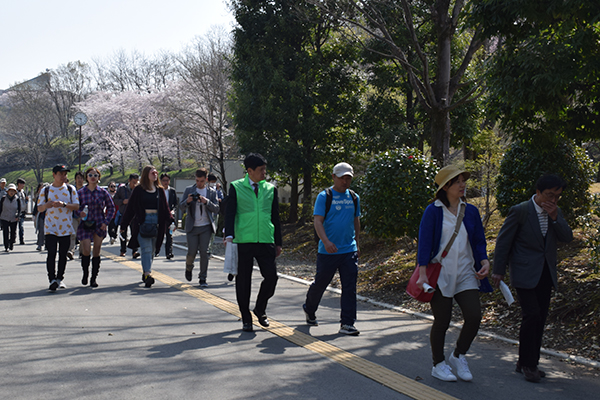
(132, 251, 140, 259)
(36, 246, 42, 251)
(303, 304, 318, 326)
(49, 280, 59, 292)
(58, 280, 67, 289)
(110, 238, 116, 245)
(144, 275, 155, 288)
(339, 324, 360, 336)
(67, 251, 74, 260)
(199, 279, 208, 288)
(448, 353, 473, 381)
(432, 361, 457, 382)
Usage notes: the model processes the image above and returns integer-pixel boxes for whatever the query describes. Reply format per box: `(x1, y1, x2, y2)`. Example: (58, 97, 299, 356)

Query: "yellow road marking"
(104, 251, 457, 400)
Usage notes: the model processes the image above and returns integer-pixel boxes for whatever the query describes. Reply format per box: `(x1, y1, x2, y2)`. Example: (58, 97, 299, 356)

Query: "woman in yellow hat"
(416, 165, 491, 382)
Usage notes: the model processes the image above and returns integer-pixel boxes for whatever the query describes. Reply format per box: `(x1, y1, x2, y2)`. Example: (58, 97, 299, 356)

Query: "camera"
(191, 193, 200, 200)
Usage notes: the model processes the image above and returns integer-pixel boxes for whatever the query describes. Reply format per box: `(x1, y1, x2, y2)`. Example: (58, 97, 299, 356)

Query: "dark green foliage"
(472, 0, 600, 142)
(279, 202, 304, 224)
(496, 139, 595, 225)
(358, 148, 438, 238)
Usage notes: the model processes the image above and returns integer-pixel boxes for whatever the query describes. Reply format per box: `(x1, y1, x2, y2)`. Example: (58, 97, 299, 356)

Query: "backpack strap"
(45, 184, 73, 204)
(323, 187, 333, 218)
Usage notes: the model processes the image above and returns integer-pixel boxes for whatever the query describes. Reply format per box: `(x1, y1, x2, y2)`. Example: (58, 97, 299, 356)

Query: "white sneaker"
(432, 361, 457, 382)
(58, 280, 67, 289)
(110, 237, 116, 245)
(448, 353, 473, 381)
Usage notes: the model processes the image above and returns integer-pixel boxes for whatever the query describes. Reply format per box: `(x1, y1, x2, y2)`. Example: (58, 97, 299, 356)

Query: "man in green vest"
(225, 153, 283, 332)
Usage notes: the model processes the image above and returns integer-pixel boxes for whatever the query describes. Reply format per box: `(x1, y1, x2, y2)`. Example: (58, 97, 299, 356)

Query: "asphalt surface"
(1, 221, 599, 400)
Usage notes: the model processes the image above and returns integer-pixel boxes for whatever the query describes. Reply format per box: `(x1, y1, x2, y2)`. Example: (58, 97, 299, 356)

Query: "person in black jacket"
(113, 174, 140, 258)
(120, 166, 174, 288)
(159, 173, 178, 259)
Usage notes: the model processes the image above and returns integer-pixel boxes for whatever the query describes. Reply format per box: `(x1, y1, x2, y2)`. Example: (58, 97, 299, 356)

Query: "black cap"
(52, 164, 71, 173)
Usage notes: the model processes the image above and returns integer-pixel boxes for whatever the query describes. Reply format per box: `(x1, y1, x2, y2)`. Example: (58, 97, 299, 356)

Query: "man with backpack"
(303, 162, 361, 335)
(493, 173, 573, 382)
(37, 164, 80, 292)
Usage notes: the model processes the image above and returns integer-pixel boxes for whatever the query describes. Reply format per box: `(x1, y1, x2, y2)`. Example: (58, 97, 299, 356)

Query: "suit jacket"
(165, 186, 178, 217)
(179, 184, 219, 234)
(493, 199, 573, 289)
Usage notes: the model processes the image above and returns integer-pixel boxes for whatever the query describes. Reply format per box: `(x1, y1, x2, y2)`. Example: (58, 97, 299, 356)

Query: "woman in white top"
(416, 166, 490, 382)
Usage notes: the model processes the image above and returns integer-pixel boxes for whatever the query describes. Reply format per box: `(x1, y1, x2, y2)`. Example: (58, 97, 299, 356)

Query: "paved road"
(1, 222, 599, 400)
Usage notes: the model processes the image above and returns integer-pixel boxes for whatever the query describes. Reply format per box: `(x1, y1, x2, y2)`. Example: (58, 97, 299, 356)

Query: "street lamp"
(73, 112, 88, 172)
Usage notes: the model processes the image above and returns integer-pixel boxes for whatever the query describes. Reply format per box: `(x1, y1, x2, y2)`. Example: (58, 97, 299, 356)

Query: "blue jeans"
(305, 251, 358, 325)
(137, 213, 158, 274)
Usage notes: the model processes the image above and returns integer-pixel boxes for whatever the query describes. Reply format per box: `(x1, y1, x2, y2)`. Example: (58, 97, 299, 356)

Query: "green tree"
(311, 0, 493, 165)
(472, 0, 600, 143)
(496, 139, 595, 225)
(359, 147, 438, 238)
(230, 0, 362, 222)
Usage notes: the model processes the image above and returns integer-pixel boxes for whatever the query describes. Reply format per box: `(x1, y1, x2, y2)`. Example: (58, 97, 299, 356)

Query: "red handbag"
(406, 203, 465, 302)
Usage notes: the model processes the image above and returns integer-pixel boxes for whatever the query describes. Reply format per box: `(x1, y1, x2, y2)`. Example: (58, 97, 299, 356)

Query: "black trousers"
(515, 263, 553, 368)
(164, 230, 173, 256)
(235, 243, 278, 324)
(45, 234, 70, 282)
(1, 220, 17, 250)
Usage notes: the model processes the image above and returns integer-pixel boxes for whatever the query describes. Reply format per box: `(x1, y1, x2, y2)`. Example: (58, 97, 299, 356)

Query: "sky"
(0, 0, 236, 90)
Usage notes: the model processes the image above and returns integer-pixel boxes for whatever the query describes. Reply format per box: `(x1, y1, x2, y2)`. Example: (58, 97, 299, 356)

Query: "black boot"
(81, 255, 91, 285)
(91, 257, 100, 288)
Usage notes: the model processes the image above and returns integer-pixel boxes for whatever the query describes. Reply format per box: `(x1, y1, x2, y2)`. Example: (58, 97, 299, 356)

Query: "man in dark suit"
(493, 174, 573, 383)
(159, 173, 178, 259)
(225, 153, 282, 332)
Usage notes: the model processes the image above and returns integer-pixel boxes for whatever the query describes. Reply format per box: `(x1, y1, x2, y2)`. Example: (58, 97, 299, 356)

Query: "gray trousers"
(186, 225, 213, 280)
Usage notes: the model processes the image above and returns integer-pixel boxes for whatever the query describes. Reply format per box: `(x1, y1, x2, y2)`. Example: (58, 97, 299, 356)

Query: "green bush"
(358, 148, 438, 238)
(496, 139, 595, 225)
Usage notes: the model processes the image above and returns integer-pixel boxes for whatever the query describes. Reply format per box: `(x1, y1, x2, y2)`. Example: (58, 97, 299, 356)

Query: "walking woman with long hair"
(77, 167, 116, 287)
(120, 166, 174, 287)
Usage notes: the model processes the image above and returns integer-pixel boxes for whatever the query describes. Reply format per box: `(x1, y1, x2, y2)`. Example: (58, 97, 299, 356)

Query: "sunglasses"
(88, 173, 99, 178)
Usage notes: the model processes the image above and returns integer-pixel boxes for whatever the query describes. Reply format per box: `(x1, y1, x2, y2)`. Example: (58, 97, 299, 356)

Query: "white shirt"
(38, 184, 79, 237)
(193, 187, 210, 227)
(434, 200, 478, 297)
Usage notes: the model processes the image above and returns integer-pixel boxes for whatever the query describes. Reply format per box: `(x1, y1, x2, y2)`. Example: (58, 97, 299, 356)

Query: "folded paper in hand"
(499, 281, 514, 306)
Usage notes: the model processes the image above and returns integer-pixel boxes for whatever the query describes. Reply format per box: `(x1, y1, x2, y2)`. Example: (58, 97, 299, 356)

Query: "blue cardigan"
(417, 202, 493, 292)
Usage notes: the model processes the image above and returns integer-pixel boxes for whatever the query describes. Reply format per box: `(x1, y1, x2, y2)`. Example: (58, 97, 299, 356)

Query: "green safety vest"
(231, 175, 275, 243)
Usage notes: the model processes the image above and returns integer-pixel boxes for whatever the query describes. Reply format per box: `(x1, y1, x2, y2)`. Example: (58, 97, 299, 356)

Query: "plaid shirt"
(77, 186, 116, 226)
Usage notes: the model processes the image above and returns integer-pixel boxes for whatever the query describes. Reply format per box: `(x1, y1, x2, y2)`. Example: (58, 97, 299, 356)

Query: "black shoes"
(199, 279, 208, 288)
(166, 253, 174, 260)
(516, 361, 546, 380)
(185, 269, 192, 282)
(49, 280, 59, 292)
(143, 274, 155, 288)
(303, 304, 318, 326)
(242, 323, 253, 332)
(132, 251, 140, 259)
(253, 310, 269, 327)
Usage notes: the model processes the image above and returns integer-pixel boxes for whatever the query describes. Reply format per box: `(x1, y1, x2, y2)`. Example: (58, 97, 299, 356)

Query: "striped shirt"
(532, 195, 548, 237)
